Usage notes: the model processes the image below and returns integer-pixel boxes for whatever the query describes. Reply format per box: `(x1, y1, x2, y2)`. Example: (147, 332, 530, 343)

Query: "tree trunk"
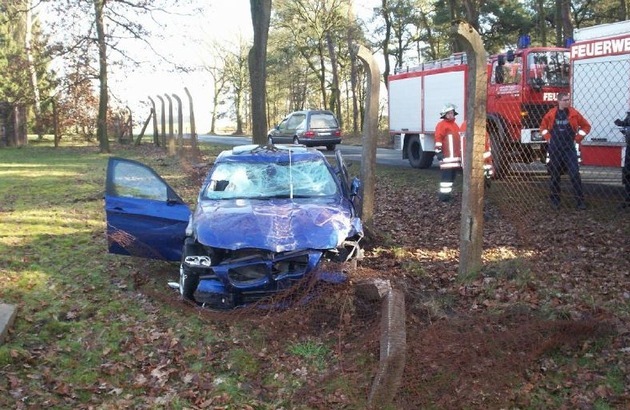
(462, 0, 480, 31)
(555, 0, 563, 47)
(235, 91, 243, 135)
(317, 43, 328, 109)
(347, 3, 360, 135)
(249, 0, 272, 145)
(380, 0, 391, 87)
(450, 0, 463, 52)
(537, 0, 547, 46)
(419, 10, 437, 60)
(53, 98, 60, 147)
(25, 0, 43, 140)
(94, 0, 110, 153)
(560, 0, 573, 45)
(210, 75, 224, 135)
(326, 32, 342, 126)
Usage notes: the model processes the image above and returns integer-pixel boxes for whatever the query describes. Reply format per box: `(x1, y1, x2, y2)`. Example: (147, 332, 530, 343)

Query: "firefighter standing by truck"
(434, 104, 462, 202)
(539, 92, 591, 210)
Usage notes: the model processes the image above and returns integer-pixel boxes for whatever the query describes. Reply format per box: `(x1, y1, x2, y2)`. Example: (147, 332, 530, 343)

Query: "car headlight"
(531, 130, 544, 142)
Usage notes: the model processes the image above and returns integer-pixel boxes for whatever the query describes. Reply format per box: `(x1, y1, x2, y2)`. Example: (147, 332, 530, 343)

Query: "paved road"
(197, 134, 412, 167)
(196, 134, 622, 186)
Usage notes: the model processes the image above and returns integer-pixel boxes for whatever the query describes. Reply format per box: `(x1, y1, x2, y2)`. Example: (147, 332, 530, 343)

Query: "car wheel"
(179, 264, 199, 302)
(406, 135, 434, 168)
(326, 144, 335, 151)
(293, 136, 300, 145)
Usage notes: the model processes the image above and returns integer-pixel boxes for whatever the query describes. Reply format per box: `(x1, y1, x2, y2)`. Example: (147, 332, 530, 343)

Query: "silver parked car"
(268, 110, 342, 151)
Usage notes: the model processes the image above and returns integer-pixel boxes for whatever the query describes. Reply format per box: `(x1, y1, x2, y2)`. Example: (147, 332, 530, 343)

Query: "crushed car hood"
(192, 197, 360, 252)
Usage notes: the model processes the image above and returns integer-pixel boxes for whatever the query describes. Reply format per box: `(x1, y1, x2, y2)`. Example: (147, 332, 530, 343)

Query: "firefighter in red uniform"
(434, 103, 462, 202)
(539, 92, 591, 210)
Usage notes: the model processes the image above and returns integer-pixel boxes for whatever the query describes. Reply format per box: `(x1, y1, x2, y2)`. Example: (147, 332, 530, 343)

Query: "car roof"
(288, 109, 335, 116)
(216, 144, 328, 163)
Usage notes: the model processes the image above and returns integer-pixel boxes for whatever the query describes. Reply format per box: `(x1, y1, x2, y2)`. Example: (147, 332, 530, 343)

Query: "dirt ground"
(137, 144, 630, 408)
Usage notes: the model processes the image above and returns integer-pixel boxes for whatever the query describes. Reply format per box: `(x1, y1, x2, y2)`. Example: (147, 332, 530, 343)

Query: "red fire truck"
(570, 20, 630, 167)
(388, 44, 571, 177)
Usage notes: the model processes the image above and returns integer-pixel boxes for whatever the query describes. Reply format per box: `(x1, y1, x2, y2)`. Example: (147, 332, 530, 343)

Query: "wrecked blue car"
(105, 145, 364, 309)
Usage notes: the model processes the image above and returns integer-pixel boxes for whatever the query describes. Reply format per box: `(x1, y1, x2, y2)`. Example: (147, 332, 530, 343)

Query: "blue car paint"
(105, 146, 363, 308)
(105, 196, 190, 261)
(105, 157, 191, 261)
(192, 197, 359, 252)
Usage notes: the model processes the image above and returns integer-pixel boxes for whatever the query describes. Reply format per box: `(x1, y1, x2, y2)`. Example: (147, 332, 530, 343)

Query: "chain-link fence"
(487, 54, 629, 218)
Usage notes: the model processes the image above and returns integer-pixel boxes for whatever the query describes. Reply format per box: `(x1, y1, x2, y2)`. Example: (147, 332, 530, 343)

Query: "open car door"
(334, 150, 362, 211)
(104, 157, 191, 261)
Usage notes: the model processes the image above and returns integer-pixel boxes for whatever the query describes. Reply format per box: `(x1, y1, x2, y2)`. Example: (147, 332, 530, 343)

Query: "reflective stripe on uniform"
(442, 157, 461, 163)
(439, 182, 453, 193)
(440, 163, 461, 169)
(440, 156, 461, 169)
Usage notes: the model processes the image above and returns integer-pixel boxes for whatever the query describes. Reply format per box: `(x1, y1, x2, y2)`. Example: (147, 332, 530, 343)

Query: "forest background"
(0, 0, 628, 150)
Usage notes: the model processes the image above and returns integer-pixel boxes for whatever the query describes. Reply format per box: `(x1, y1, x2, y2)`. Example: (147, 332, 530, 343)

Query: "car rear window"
(310, 113, 338, 129)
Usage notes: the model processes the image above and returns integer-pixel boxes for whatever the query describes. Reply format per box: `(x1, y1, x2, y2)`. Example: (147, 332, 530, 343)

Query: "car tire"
(406, 135, 434, 169)
(326, 144, 335, 151)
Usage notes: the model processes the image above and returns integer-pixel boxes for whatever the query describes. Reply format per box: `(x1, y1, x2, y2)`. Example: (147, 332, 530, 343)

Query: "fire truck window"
(494, 62, 505, 84)
(504, 58, 522, 84)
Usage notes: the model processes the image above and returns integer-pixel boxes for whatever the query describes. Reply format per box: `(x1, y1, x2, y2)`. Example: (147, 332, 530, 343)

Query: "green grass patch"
(288, 340, 331, 371)
(228, 347, 260, 377)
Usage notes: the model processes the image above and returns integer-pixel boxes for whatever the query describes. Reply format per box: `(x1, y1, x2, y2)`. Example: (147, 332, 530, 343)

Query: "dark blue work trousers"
(548, 148, 584, 205)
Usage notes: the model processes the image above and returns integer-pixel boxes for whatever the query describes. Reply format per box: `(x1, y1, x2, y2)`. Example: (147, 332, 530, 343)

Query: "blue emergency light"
(517, 34, 531, 49)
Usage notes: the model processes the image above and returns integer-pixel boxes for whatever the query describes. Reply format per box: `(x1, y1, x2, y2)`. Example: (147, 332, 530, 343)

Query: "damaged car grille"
(193, 250, 324, 308)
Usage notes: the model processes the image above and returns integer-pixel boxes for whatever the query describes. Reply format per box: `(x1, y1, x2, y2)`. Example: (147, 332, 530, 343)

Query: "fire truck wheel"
(406, 135, 434, 169)
(489, 131, 507, 179)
